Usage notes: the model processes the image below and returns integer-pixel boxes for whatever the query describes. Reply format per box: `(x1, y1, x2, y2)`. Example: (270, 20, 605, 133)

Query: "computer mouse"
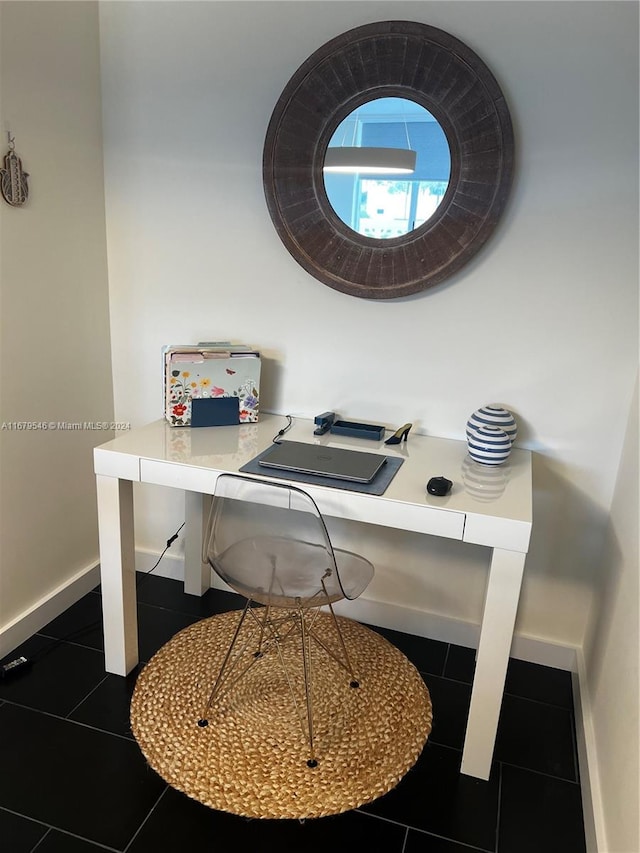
(427, 476, 453, 496)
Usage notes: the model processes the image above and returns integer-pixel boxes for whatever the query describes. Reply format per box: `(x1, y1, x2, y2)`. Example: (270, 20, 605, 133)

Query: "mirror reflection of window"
(324, 98, 451, 239)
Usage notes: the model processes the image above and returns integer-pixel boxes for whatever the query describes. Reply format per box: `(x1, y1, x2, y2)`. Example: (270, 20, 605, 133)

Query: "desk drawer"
(140, 459, 219, 494)
(140, 460, 465, 540)
(309, 489, 465, 540)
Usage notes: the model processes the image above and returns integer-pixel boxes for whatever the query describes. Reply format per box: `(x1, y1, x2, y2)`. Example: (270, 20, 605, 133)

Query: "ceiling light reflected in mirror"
(324, 147, 417, 175)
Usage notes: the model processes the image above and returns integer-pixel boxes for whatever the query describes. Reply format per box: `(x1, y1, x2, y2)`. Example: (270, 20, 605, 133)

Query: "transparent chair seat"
(212, 535, 373, 608)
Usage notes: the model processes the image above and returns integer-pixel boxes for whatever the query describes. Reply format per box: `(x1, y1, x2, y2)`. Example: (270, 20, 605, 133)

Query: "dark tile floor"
(0, 576, 587, 853)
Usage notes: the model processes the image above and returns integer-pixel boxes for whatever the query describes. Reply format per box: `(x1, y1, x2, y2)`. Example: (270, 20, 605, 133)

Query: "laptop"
(258, 440, 387, 484)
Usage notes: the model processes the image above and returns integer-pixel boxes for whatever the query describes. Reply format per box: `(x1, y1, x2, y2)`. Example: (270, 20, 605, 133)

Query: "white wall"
(99, 1, 638, 654)
(583, 374, 639, 853)
(0, 1, 113, 643)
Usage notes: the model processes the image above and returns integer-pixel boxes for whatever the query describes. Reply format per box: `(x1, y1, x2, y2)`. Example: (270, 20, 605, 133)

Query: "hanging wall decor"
(1, 134, 29, 207)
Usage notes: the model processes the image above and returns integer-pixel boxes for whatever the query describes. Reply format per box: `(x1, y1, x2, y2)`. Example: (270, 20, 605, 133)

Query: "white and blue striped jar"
(466, 405, 517, 446)
(467, 424, 512, 466)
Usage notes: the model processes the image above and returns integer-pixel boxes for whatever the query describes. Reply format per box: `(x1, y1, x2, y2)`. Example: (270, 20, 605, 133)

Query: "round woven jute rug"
(130, 609, 432, 819)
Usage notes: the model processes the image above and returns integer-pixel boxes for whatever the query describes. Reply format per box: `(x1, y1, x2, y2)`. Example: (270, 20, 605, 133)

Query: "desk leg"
(96, 474, 138, 676)
(184, 491, 211, 596)
(461, 548, 526, 780)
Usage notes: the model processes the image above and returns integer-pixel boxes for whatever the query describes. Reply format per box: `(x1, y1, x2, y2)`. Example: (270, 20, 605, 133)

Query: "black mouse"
(427, 476, 452, 496)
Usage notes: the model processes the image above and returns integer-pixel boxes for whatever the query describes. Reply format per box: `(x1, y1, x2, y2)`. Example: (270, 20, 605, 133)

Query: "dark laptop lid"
(258, 440, 387, 484)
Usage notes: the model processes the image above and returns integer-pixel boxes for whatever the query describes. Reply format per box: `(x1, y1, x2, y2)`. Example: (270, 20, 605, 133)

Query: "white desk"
(94, 415, 532, 781)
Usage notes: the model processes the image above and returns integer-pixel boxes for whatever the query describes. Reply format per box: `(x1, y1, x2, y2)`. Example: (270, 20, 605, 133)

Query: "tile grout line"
(441, 641, 452, 677)
(32, 826, 121, 853)
(0, 807, 120, 853)
(495, 761, 503, 853)
(35, 630, 105, 656)
(65, 672, 111, 719)
(398, 823, 495, 853)
(355, 806, 438, 839)
(0, 699, 137, 743)
(356, 806, 493, 852)
(500, 689, 576, 713)
(28, 825, 51, 853)
(498, 757, 583, 786)
(122, 784, 170, 852)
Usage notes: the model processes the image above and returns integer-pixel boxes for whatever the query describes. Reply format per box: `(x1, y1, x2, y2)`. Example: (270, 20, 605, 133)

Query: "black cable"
(1, 522, 185, 676)
(272, 414, 293, 443)
(135, 522, 185, 592)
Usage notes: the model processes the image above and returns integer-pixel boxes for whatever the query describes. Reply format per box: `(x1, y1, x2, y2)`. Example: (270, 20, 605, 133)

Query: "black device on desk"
(427, 476, 453, 496)
(259, 440, 387, 484)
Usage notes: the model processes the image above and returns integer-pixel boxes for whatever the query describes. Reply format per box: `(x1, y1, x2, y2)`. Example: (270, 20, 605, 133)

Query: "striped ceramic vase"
(466, 405, 517, 445)
(467, 424, 512, 466)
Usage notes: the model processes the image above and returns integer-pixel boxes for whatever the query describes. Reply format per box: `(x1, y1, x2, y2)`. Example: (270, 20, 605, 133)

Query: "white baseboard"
(145, 550, 578, 670)
(1, 546, 583, 676)
(207, 562, 576, 671)
(573, 650, 607, 853)
(510, 634, 578, 672)
(0, 560, 101, 659)
(135, 547, 186, 582)
(0, 548, 186, 660)
(332, 595, 579, 670)
(332, 594, 481, 648)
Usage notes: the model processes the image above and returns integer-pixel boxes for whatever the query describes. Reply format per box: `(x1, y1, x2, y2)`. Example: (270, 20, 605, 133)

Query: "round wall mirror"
(263, 21, 515, 299)
(324, 97, 451, 239)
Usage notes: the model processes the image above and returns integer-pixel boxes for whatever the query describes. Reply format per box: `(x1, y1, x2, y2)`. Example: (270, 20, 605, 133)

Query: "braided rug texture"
(130, 610, 432, 819)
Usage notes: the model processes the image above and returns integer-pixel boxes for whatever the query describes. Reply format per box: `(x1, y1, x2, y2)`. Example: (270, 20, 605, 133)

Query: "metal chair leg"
(321, 581, 360, 688)
(199, 597, 356, 767)
(298, 602, 317, 767)
(198, 600, 252, 726)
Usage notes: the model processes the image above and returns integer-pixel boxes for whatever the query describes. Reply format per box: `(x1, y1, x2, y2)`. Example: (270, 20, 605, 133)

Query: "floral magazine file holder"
(164, 344, 261, 427)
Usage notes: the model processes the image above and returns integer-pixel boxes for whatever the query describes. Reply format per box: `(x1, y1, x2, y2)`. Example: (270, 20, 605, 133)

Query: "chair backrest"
(203, 474, 347, 607)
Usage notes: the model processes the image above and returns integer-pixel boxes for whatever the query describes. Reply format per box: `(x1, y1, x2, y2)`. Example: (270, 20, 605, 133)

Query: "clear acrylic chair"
(198, 472, 375, 767)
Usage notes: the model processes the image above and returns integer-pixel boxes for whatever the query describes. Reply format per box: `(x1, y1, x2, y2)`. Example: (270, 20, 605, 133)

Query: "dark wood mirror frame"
(263, 21, 515, 299)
